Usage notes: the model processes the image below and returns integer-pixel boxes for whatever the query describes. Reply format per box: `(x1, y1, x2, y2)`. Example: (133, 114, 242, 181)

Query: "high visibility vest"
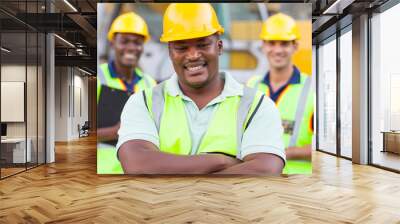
(247, 73, 314, 148)
(97, 63, 156, 174)
(143, 83, 265, 158)
(97, 63, 156, 102)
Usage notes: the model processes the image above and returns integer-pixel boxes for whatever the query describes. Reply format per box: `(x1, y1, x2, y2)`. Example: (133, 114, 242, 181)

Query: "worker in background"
(247, 13, 314, 174)
(97, 12, 156, 174)
(97, 12, 156, 144)
(117, 3, 286, 175)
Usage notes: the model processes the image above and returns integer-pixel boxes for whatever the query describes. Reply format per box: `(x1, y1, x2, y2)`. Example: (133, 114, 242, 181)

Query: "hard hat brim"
(108, 32, 150, 42)
(160, 29, 223, 43)
(260, 34, 298, 41)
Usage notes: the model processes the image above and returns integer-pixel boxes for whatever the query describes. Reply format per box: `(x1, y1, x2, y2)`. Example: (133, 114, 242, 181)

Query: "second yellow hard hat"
(160, 3, 224, 42)
(107, 12, 150, 42)
(260, 13, 300, 41)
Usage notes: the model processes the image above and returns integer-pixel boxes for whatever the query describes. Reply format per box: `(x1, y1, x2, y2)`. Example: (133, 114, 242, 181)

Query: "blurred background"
(97, 3, 312, 84)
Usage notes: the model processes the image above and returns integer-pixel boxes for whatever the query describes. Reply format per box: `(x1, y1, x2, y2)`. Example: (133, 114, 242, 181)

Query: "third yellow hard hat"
(260, 13, 300, 41)
(107, 12, 150, 42)
(160, 3, 224, 42)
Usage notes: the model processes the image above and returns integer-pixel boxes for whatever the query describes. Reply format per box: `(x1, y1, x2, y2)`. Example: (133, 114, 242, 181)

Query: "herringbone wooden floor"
(1, 135, 399, 224)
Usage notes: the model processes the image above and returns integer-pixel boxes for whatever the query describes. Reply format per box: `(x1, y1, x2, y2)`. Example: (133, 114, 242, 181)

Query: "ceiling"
(310, 0, 390, 43)
(0, 0, 97, 73)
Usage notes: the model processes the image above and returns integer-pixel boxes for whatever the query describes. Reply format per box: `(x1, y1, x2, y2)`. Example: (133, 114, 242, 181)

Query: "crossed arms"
(118, 140, 284, 175)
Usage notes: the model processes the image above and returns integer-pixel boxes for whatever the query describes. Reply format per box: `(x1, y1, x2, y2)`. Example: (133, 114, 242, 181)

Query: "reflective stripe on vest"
(97, 63, 156, 103)
(289, 76, 311, 147)
(143, 84, 264, 158)
(247, 73, 314, 147)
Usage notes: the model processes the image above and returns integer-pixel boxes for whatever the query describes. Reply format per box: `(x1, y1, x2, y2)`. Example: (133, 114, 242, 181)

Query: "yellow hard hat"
(260, 13, 300, 41)
(160, 3, 224, 42)
(107, 12, 150, 42)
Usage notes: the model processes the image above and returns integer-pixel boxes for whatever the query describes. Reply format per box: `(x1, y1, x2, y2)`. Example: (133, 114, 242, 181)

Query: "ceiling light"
(54, 34, 75, 48)
(63, 0, 78, 12)
(1, 47, 11, 53)
(323, 0, 354, 15)
(323, 0, 342, 14)
(78, 67, 92, 76)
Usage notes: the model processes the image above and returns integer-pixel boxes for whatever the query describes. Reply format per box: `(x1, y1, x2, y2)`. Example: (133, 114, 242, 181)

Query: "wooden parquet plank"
(0, 135, 400, 223)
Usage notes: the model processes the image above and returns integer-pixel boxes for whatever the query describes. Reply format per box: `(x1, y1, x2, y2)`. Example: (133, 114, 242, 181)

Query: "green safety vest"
(143, 83, 265, 158)
(97, 63, 156, 174)
(97, 63, 156, 102)
(247, 73, 314, 147)
(247, 73, 314, 175)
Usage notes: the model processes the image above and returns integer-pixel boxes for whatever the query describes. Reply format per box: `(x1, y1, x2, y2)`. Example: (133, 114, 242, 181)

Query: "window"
(371, 3, 400, 171)
(0, 0, 47, 179)
(317, 36, 337, 154)
(339, 28, 352, 158)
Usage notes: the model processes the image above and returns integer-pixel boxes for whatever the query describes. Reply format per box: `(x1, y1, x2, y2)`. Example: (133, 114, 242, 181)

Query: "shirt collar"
(108, 61, 119, 78)
(165, 71, 243, 101)
(263, 66, 301, 86)
(108, 60, 142, 78)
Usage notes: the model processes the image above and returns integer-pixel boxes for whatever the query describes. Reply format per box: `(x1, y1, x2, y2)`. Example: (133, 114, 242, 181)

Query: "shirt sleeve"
(240, 96, 286, 163)
(116, 91, 160, 154)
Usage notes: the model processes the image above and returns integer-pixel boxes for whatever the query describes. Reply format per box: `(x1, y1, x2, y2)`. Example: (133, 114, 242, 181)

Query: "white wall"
(55, 67, 68, 141)
(1, 64, 46, 164)
(1, 65, 31, 138)
(1, 66, 25, 128)
(54, 67, 89, 141)
(72, 72, 89, 138)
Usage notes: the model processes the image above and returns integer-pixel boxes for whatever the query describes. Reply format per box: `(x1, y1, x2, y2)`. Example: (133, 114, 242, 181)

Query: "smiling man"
(116, 3, 285, 175)
(97, 12, 156, 145)
(247, 13, 314, 174)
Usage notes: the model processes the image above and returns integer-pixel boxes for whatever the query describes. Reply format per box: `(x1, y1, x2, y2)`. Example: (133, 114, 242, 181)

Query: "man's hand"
(97, 122, 120, 142)
(285, 145, 311, 161)
(213, 153, 241, 169)
(118, 140, 243, 174)
(213, 153, 284, 175)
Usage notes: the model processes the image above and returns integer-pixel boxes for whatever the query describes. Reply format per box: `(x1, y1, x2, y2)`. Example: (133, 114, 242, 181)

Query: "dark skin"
(119, 34, 284, 175)
(119, 140, 240, 174)
(97, 33, 145, 142)
(168, 34, 224, 109)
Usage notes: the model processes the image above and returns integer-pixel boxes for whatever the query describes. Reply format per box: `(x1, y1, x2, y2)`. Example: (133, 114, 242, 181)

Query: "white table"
(1, 138, 31, 163)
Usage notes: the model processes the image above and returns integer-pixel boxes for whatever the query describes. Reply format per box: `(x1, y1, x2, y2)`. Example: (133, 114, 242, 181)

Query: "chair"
(78, 121, 90, 138)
